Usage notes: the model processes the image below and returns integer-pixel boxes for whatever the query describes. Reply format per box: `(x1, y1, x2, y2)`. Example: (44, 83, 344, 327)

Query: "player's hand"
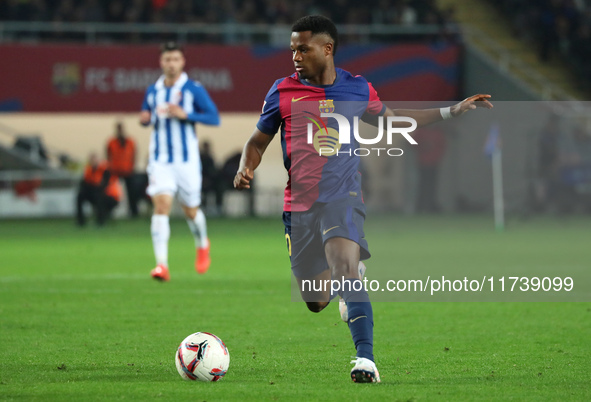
(451, 94, 493, 117)
(167, 104, 188, 120)
(234, 168, 254, 190)
(139, 111, 151, 125)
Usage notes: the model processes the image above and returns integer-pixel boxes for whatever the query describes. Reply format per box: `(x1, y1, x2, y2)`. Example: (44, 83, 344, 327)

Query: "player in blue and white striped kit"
(140, 42, 220, 281)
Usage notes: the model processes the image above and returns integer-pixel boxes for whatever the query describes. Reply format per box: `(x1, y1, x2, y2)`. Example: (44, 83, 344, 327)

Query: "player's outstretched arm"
(388, 94, 493, 127)
(177, 84, 221, 126)
(234, 128, 274, 190)
(449, 94, 493, 116)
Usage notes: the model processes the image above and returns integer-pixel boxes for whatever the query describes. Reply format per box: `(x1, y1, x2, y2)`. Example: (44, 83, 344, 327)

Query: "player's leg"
(296, 269, 332, 312)
(152, 194, 173, 261)
(150, 193, 173, 280)
(325, 238, 379, 383)
(285, 210, 333, 311)
(320, 195, 379, 383)
(146, 163, 176, 281)
(325, 237, 371, 354)
(339, 261, 367, 322)
(177, 163, 210, 274)
(181, 204, 210, 274)
(182, 205, 209, 250)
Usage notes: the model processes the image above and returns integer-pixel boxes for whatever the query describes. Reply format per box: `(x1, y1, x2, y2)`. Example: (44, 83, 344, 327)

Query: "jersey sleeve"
(366, 82, 386, 116)
(187, 83, 220, 126)
(256, 80, 283, 136)
(141, 85, 153, 112)
(140, 86, 154, 127)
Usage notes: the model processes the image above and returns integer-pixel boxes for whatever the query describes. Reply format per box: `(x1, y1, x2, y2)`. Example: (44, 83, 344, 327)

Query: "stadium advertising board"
(0, 43, 459, 112)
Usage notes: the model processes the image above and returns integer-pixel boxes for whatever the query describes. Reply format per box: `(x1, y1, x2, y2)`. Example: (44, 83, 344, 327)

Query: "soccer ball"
(175, 332, 230, 382)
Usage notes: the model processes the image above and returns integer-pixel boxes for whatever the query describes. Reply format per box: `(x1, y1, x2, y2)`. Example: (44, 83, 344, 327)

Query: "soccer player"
(140, 42, 220, 281)
(234, 15, 492, 383)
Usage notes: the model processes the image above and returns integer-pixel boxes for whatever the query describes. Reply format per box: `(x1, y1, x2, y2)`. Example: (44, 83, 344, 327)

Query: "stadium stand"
(0, 0, 446, 25)
(0, 0, 456, 46)
(485, 0, 591, 93)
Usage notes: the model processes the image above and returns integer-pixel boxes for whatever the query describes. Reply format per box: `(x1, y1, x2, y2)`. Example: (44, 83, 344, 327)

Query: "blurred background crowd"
(0, 0, 446, 25)
(487, 0, 591, 90)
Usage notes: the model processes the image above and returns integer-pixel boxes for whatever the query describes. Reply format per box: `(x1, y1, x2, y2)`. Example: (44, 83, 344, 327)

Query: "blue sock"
(340, 278, 374, 362)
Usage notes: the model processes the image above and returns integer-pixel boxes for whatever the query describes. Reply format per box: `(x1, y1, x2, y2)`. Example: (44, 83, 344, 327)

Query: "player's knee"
(154, 206, 168, 215)
(185, 209, 198, 220)
(153, 201, 170, 215)
(329, 258, 358, 280)
(306, 301, 329, 313)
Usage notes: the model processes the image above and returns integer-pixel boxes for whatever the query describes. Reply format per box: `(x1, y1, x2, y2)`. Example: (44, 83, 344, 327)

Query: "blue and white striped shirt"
(141, 72, 220, 164)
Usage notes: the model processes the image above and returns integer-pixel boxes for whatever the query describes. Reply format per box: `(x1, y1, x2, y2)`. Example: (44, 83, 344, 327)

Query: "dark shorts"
(283, 193, 370, 279)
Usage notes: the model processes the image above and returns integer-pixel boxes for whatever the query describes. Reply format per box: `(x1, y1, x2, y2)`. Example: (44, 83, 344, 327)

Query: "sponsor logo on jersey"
(319, 99, 334, 113)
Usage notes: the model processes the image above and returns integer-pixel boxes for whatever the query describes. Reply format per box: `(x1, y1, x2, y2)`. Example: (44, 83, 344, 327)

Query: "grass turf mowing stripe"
(0, 216, 589, 400)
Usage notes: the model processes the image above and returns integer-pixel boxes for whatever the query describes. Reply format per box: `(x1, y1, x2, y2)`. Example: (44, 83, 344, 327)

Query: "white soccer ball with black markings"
(175, 332, 230, 382)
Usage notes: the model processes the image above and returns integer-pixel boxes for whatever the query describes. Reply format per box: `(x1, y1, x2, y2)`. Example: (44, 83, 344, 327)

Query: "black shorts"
(283, 193, 370, 279)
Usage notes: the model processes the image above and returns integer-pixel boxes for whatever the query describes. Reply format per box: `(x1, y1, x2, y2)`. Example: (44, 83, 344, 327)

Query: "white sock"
(151, 214, 170, 266)
(187, 208, 209, 249)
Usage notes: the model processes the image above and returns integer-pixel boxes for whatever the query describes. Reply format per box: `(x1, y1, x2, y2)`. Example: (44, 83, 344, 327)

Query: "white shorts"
(147, 161, 202, 207)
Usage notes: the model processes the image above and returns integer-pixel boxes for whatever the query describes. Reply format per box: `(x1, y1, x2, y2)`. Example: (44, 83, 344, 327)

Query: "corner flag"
(484, 123, 504, 231)
(484, 122, 500, 158)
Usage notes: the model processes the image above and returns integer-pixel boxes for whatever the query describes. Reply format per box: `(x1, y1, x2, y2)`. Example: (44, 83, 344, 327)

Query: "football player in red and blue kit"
(234, 15, 492, 383)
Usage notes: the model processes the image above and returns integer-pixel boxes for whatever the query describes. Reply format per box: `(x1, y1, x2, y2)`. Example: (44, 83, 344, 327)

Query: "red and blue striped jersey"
(257, 68, 385, 212)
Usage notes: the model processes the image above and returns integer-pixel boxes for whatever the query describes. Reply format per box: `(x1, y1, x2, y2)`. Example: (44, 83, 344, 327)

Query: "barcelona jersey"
(257, 68, 386, 212)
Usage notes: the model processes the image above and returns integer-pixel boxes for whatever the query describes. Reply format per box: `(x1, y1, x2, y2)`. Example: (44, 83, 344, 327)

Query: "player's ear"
(324, 41, 334, 56)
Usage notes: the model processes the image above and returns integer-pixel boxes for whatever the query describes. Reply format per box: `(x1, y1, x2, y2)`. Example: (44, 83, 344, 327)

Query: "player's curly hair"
(291, 15, 338, 56)
(161, 41, 183, 54)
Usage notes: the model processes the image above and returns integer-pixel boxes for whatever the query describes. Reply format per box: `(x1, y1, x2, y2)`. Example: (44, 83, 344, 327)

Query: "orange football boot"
(196, 244, 211, 274)
(151, 264, 170, 281)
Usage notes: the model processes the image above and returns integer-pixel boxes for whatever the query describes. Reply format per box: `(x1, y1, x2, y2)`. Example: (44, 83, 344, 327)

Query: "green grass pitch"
(0, 215, 589, 401)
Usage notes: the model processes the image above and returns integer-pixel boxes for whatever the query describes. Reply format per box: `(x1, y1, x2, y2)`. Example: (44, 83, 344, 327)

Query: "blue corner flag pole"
(485, 123, 504, 232)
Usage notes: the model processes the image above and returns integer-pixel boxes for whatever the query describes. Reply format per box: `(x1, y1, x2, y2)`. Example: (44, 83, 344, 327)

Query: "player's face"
(290, 31, 332, 80)
(160, 50, 185, 78)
